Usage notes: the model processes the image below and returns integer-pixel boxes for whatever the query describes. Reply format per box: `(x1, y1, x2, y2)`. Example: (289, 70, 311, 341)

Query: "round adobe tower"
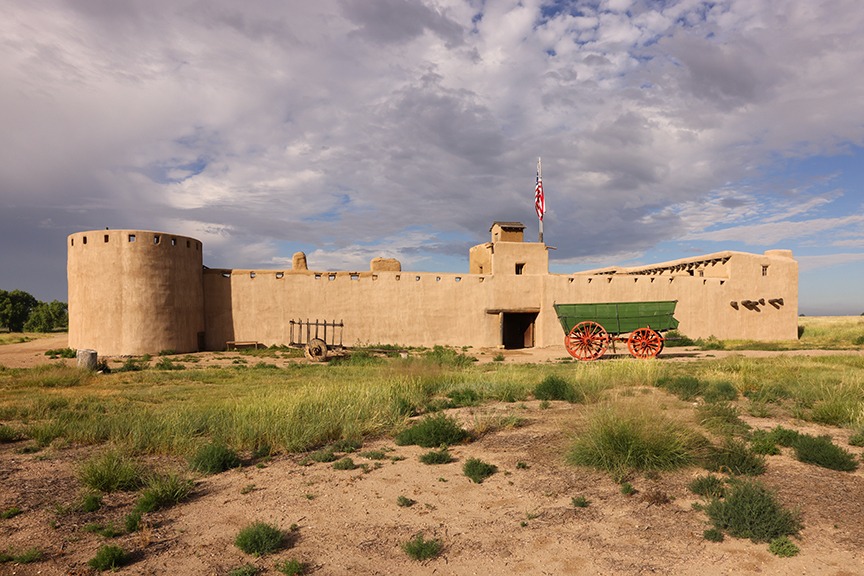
(67, 230, 205, 356)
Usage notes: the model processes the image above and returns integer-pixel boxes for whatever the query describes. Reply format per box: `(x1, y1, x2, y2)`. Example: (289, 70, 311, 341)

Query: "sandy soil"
(1, 337, 863, 575)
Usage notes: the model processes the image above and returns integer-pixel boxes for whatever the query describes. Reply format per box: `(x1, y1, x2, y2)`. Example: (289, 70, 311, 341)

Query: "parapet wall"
(68, 229, 799, 355)
(67, 230, 205, 355)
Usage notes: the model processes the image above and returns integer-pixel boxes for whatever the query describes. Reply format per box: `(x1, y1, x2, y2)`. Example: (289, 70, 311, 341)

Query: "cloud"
(2, 0, 864, 310)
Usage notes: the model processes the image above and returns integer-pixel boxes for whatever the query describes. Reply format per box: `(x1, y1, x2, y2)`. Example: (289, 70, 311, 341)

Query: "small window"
(478, 265, 484, 274)
(128, 234, 136, 243)
(250, 272, 256, 278)
(171, 238, 177, 246)
(186, 240, 190, 248)
(350, 273, 359, 280)
(455, 277, 461, 282)
(104, 234, 109, 243)
(515, 263, 525, 275)
(415, 276, 421, 281)
(83, 236, 88, 244)
(154, 235, 160, 245)
(762, 265, 768, 276)
(436, 276, 441, 282)
(698, 270, 704, 277)
(222, 272, 230, 278)
(328, 274, 336, 281)
(315, 273, 322, 279)
(276, 272, 284, 279)
(71, 238, 74, 246)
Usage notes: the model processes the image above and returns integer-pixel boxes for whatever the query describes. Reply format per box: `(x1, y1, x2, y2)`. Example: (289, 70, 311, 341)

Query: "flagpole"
(537, 157, 544, 244)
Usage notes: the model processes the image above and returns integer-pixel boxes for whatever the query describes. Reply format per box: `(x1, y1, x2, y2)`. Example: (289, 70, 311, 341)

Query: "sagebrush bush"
(419, 447, 454, 465)
(705, 480, 801, 542)
(463, 457, 497, 483)
(189, 442, 241, 474)
(78, 450, 146, 492)
(402, 532, 442, 560)
(332, 457, 357, 470)
(235, 522, 284, 556)
(703, 438, 766, 476)
(88, 545, 128, 571)
(533, 375, 582, 402)
(395, 414, 468, 448)
(791, 434, 858, 472)
(768, 536, 800, 557)
(688, 475, 726, 499)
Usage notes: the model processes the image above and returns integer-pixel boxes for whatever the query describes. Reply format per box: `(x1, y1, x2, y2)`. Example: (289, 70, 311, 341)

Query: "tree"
(24, 300, 68, 333)
(0, 290, 38, 332)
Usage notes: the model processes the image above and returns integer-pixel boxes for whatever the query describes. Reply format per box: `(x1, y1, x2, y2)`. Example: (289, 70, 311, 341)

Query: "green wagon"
(553, 301, 679, 361)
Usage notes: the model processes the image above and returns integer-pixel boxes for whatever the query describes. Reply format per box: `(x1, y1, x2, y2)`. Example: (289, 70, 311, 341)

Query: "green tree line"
(0, 289, 68, 333)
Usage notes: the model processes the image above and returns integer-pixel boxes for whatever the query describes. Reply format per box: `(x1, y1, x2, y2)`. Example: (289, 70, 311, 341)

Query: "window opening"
(276, 272, 284, 279)
(762, 265, 768, 276)
(515, 263, 525, 275)
(154, 235, 160, 245)
(104, 235, 109, 243)
(83, 236, 87, 244)
(128, 234, 136, 243)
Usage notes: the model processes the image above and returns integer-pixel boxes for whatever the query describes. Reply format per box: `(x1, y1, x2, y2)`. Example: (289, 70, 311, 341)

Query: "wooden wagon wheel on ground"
(305, 338, 328, 362)
(626, 328, 664, 359)
(565, 321, 609, 361)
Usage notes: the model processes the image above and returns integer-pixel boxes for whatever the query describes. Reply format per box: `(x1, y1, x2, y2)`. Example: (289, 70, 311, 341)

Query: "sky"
(1, 0, 863, 316)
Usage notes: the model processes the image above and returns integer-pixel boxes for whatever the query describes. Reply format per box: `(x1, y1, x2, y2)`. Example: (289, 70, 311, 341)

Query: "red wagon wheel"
(627, 328, 664, 359)
(565, 321, 609, 361)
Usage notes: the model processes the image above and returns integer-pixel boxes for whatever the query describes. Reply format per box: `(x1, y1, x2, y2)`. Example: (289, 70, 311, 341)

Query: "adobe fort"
(67, 222, 798, 356)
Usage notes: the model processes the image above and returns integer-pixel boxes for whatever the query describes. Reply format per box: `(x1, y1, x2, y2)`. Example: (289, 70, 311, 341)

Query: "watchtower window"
(698, 270, 704, 277)
(153, 235, 160, 245)
(104, 234, 109, 243)
(129, 234, 136, 243)
(83, 236, 87, 244)
(515, 263, 525, 275)
(762, 265, 769, 276)
(171, 238, 177, 246)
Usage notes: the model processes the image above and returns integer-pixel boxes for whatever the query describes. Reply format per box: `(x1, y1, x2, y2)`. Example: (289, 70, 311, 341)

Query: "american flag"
(534, 159, 545, 221)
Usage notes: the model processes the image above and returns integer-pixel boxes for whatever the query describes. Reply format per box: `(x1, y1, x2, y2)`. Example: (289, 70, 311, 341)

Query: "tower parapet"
(67, 230, 205, 355)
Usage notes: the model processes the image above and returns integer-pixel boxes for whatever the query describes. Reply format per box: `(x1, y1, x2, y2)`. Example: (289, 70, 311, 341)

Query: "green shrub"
(704, 480, 801, 542)
(423, 346, 477, 367)
(703, 438, 766, 476)
(276, 559, 308, 575)
(749, 430, 781, 455)
(332, 457, 357, 470)
(84, 522, 123, 538)
(80, 492, 102, 513)
(768, 536, 800, 557)
(189, 442, 241, 474)
(402, 532, 443, 560)
(1, 506, 22, 519)
(88, 545, 128, 571)
(395, 414, 468, 448)
(791, 434, 858, 472)
(696, 336, 725, 350)
(446, 387, 481, 407)
(124, 510, 142, 533)
(303, 448, 337, 464)
(619, 482, 636, 496)
(656, 376, 704, 400)
(419, 448, 454, 465)
(45, 347, 77, 359)
(769, 426, 801, 447)
(229, 564, 260, 576)
(533, 375, 582, 402)
(154, 357, 185, 370)
(78, 450, 146, 492)
(0, 424, 21, 443)
(396, 495, 416, 507)
(849, 431, 864, 447)
(234, 522, 284, 556)
(567, 404, 704, 481)
(116, 357, 148, 372)
(571, 496, 590, 508)
(703, 528, 724, 542)
(463, 457, 497, 483)
(134, 473, 193, 513)
(5, 547, 42, 564)
(330, 438, 362, 453)
(663, 330, 695, 347)
(698, 402, 750, 436)
(688, 475, 726, 499)
(703, 381, 738, 403)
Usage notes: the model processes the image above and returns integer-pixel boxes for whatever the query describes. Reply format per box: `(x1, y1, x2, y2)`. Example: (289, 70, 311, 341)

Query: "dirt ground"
(1, 336, 863, 575)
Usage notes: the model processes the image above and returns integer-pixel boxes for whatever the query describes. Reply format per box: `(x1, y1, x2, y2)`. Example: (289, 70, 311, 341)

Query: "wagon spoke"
(565, 321, 608, 361)
(627, 328, 663, 359)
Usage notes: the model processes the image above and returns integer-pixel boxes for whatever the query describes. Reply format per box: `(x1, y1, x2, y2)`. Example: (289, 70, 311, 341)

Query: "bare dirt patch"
(1, 339, 864, 575)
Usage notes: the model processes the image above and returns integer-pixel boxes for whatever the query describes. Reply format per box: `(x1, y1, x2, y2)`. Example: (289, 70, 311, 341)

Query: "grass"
(419, 447, 455, 464)
(704, 479, 801, 543)
(567, 401, 706, 481)
(768, 536, 800, 557)
(134, 473, 194, 513)
(332, 457, 357, 470)
(88, 545, 128, 571)
(703, 438, 766, 476)
(276, 559, 308, 575)
(235, 522, 284, 556)
(228, 564, 260, 576)
(752, 426, 859, 471)
(463, 457, 497, 483)
(533, 375, 582, 402)
(78, 449, 146, 492)
(397, 495, 417, 507)
(189, 442, 241, 474)
(402, 532, 443, 560)
(1, 506, 22, 519)
(688, 475, 726, 499)
(571, 496, 590, 508)
(395, 414, 469, 448)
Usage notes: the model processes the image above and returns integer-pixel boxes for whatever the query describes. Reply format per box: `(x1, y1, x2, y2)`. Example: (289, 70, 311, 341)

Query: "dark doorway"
(502, 312, 538, 349)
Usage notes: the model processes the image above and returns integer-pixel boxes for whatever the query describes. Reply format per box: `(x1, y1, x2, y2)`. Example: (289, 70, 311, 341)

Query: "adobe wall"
(67, 230, 205, 356)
